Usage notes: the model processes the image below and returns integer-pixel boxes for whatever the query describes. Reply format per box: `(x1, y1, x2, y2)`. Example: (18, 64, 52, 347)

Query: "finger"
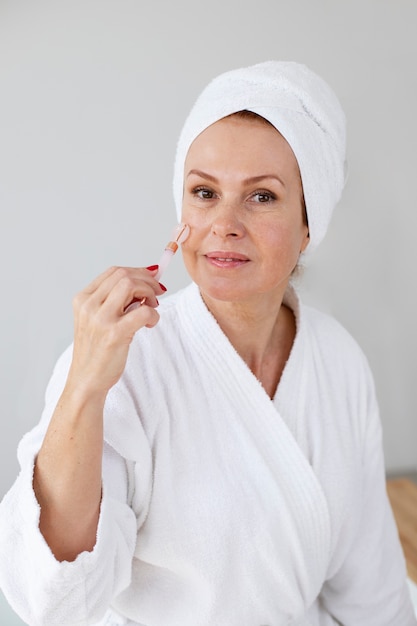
(123, 300, 143, 314)
(82, 266, 120, 296)
(83, 266, 159, 298)
(104, 274, 161, 316)
(79, 267, 160, 312)
(119, 302, 161, 331)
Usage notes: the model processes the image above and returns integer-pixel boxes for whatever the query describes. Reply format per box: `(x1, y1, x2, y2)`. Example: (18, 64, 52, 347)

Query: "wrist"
(61, 370, 109, 416)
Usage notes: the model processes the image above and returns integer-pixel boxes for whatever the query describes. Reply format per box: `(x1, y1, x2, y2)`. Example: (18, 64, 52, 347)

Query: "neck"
(201, 287, 296, 397)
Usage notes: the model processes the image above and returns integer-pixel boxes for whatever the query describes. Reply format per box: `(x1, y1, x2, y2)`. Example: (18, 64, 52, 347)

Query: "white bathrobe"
(0, 283, 415, 626)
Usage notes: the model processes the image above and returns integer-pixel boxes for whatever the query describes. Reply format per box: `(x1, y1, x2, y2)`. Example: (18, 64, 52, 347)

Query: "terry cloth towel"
(173, 60, 347, 257)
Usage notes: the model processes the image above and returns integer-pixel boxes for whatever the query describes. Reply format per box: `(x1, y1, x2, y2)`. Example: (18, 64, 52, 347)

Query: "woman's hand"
(68, 265, 166, 398)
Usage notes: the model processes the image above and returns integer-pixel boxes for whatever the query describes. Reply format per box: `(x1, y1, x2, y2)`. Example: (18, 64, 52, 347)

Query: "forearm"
(33, 380, 107, 562)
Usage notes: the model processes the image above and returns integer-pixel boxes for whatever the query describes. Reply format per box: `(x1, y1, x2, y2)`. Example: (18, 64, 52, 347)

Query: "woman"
(0, 61, 415, 626)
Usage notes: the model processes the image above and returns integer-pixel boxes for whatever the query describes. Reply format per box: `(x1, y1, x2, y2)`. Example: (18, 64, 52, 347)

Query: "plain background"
(0, 1, 417, 623)
(1, 0, 416, 502)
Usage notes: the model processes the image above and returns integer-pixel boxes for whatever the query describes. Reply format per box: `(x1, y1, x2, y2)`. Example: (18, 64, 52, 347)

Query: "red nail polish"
(159, 282, 167, 292)
(146, 265, 159, 271)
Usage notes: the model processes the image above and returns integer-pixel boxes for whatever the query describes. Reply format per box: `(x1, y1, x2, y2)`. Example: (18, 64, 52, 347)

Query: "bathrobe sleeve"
(0, 346, 149, 626)
(319, 371, 416, 625)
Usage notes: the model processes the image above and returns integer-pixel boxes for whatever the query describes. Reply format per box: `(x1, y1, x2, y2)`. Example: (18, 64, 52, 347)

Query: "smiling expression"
(181, 114, 309, 307)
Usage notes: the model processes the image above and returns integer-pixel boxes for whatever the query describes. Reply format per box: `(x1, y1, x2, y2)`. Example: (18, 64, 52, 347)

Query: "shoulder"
(302, 302, 358, 348)
(286, 285, 363, 358)
(295, 301, 380, 449)
(302, 301, 361, 351)
(299, 301, 374, 383)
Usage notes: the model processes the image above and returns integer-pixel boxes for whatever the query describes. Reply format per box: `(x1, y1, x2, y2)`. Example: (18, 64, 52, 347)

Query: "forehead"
(184, 115, 301, 178)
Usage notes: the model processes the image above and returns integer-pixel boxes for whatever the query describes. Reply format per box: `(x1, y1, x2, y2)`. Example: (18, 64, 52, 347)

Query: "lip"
(204, 250, 250, 269)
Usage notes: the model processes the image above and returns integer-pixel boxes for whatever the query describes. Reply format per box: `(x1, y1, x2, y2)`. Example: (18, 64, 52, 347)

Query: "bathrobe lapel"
(177, 283, 331, 612)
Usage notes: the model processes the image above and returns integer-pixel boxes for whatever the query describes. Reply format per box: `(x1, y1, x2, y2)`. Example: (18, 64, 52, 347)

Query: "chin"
(198, 280, 260, 304)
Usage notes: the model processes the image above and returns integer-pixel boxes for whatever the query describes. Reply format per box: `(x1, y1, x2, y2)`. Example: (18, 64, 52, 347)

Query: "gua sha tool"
(124, 223, 190, 314)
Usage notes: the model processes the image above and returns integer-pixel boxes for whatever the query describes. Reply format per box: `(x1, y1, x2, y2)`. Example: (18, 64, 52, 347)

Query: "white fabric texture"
(173, 61, 347, 257)
(0, 283, 415, 626)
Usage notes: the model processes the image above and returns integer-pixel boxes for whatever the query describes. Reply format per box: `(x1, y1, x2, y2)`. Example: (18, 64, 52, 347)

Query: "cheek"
(181, 247, 193, 274)
(180, 204, 212, 248)
(262, 222, 306, 265)
(180, 240, 204, 286)
(181, 202, 206, 226)
(179, 226, 201, 273)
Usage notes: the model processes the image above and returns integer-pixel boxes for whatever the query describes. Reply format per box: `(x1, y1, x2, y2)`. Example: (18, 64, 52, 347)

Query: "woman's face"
(181, 115, 309, 306)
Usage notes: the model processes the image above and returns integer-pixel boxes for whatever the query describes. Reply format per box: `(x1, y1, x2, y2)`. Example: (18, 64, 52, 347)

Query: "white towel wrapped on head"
(173, 60, 347, 257)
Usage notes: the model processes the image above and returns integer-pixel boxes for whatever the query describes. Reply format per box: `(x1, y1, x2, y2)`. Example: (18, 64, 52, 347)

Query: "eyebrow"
(186, 168, 286, 188)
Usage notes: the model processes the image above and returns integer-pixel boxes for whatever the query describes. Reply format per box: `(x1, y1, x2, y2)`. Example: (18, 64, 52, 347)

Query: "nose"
(210, 201, 245, 238)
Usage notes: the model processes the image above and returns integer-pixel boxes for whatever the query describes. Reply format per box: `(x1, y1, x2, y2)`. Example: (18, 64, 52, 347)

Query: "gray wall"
(1, 0, 416, 501)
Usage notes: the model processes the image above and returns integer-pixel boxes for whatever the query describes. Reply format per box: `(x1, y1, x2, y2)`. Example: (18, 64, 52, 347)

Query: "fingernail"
(159, 282, 167, 292)
(146, 264, 159, 271)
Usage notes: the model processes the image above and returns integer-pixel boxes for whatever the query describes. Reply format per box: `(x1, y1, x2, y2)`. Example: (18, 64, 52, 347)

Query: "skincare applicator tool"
(155, 222, 190, 280)
(124, 223, 190, 314)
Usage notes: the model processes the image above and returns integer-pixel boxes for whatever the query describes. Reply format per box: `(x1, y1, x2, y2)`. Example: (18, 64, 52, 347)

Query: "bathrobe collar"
(176, 282, 331, 610)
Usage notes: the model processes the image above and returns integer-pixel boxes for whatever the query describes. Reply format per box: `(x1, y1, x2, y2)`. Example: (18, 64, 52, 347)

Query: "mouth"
(204, 251, 250, 268)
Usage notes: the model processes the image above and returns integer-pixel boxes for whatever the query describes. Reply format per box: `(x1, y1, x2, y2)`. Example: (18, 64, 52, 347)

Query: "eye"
(192, 186, 216, 200)
(251, 190, 277, 203)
